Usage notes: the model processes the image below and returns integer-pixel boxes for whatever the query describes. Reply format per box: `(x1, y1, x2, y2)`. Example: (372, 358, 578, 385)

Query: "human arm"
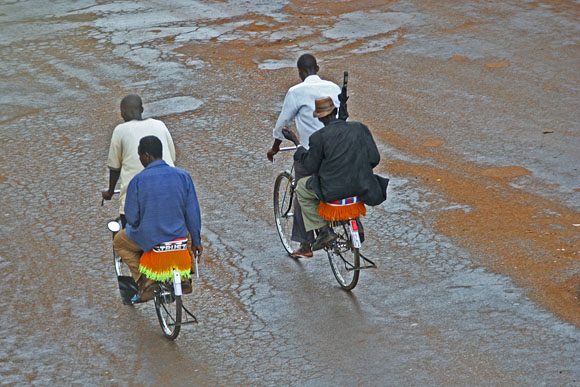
(267, 139, 282, 162)
(123, 177, 140, 228)
(363, 124, 381, 168)
(184, 175, 203, 259)
(167, 131, 177, 164)
(103, 128, 123, 200)
(281, 127, 299, 146)
(269, 91, 298, 161)
(293, 131, 323, 175)
(102, 168, 120, 200)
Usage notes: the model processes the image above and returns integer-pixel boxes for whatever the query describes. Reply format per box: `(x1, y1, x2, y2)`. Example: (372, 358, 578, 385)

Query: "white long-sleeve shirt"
(273, 75, 341, 149)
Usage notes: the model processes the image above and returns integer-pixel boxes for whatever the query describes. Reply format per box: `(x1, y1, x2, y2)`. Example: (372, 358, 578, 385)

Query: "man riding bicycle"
(282, 97, 389, 251)
(102, 94, 177, 227)
(267, 54, 341, 258)
(113, 135, 202, 302)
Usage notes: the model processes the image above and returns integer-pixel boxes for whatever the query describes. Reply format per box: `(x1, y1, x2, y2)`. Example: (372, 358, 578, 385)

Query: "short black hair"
(138, 135, 163, 159)
(297, 54, 317, 71)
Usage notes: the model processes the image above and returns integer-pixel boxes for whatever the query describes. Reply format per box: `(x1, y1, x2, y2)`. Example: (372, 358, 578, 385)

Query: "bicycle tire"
(154, 283, 182, 340)
(327, 223, 360, 290)
(273, 171, 299, 255)
(111, 229, 131, 278)
(113, 249, 128, 277)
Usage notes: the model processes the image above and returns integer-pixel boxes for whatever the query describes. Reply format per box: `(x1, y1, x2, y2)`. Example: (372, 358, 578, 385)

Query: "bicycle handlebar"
(280, 146, 297, 152)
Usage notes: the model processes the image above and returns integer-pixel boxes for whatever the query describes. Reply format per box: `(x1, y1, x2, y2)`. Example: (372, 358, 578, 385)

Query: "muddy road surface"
(1, 0, 579, 385)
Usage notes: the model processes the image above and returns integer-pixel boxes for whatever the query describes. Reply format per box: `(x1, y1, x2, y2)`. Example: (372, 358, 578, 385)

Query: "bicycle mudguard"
(117, 275, 138, 305)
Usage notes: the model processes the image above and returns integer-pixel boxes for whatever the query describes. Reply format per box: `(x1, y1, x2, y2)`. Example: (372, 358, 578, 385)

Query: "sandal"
(131, 277, 158, 303)
(290, 245, 314, 258)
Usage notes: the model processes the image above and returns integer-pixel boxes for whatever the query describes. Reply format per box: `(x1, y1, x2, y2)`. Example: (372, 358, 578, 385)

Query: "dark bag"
(117, 276, 138, 305)
(362, 175, 389, 206)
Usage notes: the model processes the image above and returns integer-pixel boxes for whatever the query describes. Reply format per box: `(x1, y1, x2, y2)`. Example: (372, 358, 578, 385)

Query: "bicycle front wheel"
(327, 224, 360, 290)
(154, 283, 182, 340)
(273, 171, 299, 255)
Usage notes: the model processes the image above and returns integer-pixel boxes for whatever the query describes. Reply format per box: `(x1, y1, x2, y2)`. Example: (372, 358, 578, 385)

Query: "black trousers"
(292, 160, 315, 244)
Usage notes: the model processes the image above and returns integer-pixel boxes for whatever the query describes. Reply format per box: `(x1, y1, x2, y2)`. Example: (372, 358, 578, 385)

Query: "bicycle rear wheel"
(154, 283, 182, 340)
(273, 171, 299, 255)
(327, 223, 360, 290)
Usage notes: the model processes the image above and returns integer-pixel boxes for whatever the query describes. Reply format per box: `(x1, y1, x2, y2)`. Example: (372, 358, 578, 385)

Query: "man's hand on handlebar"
(267, 138, 283, 162)
(267, 148, 278, 163)
(101, 189, 115, 201)
(282, 127, 299, 146)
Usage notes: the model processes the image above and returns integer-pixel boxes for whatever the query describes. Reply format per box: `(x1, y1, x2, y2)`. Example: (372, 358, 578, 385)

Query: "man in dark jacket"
(282, 97, 389, 251)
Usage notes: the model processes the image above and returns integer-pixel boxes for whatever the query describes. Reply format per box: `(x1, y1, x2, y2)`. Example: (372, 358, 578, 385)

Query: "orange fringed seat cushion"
(318, 197, 366, 221)
(139, 238, 191, 282)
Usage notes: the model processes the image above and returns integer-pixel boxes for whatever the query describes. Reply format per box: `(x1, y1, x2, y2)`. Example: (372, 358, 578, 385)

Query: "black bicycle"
(273, 150, 375, 290)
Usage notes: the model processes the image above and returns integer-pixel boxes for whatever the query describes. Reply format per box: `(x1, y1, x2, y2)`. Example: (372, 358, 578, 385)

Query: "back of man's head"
(138, 135, 163, 159)
(120, 94, 143, 121)
(297, 54, 317, 72)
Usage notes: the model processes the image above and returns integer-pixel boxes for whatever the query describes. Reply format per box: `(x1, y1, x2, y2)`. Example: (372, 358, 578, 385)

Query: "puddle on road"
(143, 96, 203, 118)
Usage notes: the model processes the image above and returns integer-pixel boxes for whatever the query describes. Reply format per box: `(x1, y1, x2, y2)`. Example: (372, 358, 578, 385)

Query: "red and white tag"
(349, 220, 361, 248)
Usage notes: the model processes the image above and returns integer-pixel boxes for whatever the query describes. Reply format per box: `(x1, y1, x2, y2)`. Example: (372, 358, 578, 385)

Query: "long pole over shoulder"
(338, 71, 349, 121)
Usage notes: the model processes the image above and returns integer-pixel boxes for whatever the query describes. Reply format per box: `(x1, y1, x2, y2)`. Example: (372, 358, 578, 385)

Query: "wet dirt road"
(1, 0, 579, 385)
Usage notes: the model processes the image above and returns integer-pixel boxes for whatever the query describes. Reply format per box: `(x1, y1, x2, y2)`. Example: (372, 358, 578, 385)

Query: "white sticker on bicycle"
(173, 269, 182, 296)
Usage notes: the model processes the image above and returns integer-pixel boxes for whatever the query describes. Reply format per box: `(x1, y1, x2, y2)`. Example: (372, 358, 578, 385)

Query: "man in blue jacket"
(113, 135, 202, 301)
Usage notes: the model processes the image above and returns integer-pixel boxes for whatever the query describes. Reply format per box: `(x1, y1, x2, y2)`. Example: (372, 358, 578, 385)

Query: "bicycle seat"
(318, 196, 366, 221)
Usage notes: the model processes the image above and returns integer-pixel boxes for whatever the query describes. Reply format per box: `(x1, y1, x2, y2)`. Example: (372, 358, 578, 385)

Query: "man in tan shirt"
(102, 94, 176, 226)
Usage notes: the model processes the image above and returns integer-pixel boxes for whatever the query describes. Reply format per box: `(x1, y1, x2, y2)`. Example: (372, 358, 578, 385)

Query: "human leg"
(113, 230, 143, 283)
(290, 162, 315, 257)
(295, 178, 338, 251)
(291, 161, 315, 245)
(295, 177, 329, 232)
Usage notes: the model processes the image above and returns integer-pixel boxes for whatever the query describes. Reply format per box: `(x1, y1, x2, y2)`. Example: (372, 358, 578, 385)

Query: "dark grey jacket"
(294, 118, 389, 206)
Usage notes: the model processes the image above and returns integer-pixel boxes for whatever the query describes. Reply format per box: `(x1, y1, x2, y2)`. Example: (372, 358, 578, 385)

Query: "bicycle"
(272, 149, 376, 291)
(102, 192, 198, 340)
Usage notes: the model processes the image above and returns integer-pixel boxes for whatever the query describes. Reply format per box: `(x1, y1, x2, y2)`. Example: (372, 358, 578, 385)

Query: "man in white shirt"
(102, 94, 176, 226)
(267, 54, 341, 258)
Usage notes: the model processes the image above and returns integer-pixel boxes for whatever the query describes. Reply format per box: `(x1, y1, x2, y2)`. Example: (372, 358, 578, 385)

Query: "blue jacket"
(125, 160, 202, 251)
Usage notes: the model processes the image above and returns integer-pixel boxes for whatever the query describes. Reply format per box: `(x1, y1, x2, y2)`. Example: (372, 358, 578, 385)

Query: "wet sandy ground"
(1, 0, 579, 385)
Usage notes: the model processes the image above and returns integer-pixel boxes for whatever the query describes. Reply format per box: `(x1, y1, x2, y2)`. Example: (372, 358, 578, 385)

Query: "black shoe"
(311, 226, 338, 251)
